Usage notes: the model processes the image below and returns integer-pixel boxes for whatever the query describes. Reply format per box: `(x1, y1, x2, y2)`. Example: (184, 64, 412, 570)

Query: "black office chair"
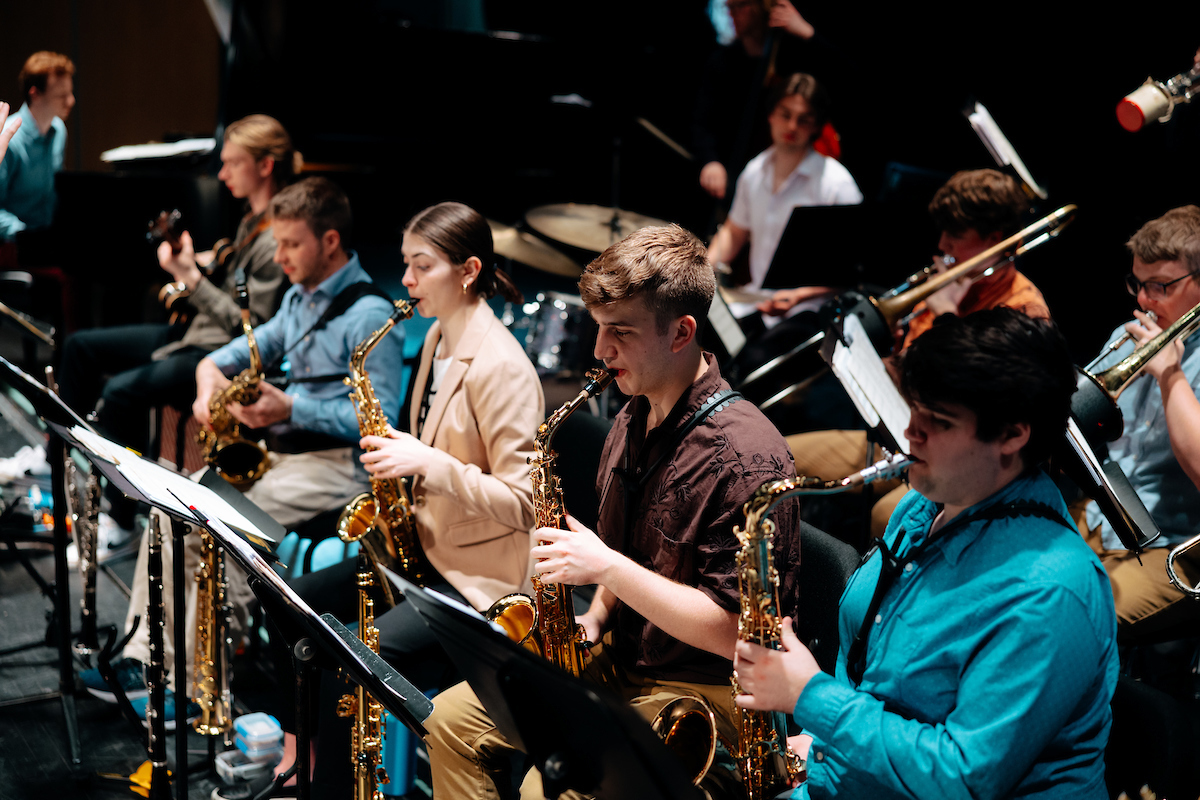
(794, 523, 861, 673)
(1106, 675, 1200, 799)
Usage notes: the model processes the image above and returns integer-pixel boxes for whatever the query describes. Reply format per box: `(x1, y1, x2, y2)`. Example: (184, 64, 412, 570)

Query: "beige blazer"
(408, 301, 544, 612)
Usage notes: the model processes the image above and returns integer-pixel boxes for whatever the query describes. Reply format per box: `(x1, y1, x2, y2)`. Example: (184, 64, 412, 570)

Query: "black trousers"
(58, 323, 208, 455)
(270, 556, 468, 800)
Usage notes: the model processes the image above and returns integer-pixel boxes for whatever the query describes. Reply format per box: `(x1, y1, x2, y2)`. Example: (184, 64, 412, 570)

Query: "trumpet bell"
(650, 695, 718, 786)
(486, 593, 540, 652)
(337, 493, 379, 544)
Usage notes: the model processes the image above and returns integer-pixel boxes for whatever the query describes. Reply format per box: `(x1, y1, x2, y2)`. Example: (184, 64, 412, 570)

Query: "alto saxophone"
(336, 552, 391, 800)
(730, 452, 911, 798)
(198, 272, 270, 488)
(192, 528, 233, 739)
(486, 367, 615, 677)
(337, 300, 420, 605)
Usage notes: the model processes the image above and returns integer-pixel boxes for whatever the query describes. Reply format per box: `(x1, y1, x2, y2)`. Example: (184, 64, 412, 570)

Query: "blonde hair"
(224, 115, 303, 187)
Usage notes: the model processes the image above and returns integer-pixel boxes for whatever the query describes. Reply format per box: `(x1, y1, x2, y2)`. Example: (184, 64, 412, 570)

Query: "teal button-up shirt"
(795, 471, 1117, 800)
(0, 103, 65, 240)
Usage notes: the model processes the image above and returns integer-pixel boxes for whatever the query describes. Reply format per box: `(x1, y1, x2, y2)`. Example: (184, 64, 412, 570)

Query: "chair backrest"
(795, 523, 861, 673)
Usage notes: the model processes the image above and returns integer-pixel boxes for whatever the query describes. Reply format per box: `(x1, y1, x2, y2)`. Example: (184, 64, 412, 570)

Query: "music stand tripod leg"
(49, 432, 83, 767)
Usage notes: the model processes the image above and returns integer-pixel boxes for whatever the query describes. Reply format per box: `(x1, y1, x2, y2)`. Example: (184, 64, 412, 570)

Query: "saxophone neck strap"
(267, 281, 394, 382)
(845, 498, 1073, 686)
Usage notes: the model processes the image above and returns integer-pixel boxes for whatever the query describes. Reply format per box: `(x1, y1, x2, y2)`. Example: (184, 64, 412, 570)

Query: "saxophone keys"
(375, 767, 390, 785)
(336, 694, 358, 717)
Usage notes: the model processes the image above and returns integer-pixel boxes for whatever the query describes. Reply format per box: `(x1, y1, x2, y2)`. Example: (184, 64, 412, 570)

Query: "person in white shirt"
(707, 71, 863, 327)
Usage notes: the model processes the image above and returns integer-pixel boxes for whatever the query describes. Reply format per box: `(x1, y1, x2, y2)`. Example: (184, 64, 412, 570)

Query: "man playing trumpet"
(1077, 205, 1200, 640)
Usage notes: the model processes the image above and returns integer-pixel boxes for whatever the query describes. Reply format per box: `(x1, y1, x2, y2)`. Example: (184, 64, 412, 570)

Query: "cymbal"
(525, 203, 671, 253)
(487, 219, 582, 278)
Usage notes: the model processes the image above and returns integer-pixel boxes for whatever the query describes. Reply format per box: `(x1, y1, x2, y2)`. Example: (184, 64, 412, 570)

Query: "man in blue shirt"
(0, 52, 75, 240)
(1081, 205, 1200, 640)
(86, 178, 406, 714)
(735, 309, 1118, 799)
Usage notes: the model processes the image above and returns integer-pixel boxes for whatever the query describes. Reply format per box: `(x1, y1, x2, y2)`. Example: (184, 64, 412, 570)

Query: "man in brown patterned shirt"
(425, 224, 800, 798)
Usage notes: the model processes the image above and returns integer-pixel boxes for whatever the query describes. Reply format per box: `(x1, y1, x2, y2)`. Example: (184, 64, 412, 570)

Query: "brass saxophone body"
(486, 367, 615, 677)
(192, 529, 233, 738)
(198, 275, 269, 488)
(337, 300, 420, 604)
(336, 553, 390, 800)
(730, 453, 911, 797)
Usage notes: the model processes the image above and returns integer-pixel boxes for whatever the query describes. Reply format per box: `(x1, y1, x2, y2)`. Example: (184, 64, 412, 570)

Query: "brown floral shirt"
(595, 354, 799, 684)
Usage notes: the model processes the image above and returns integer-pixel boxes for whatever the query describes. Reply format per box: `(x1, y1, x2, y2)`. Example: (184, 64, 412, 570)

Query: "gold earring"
(462, 282, 470, 294)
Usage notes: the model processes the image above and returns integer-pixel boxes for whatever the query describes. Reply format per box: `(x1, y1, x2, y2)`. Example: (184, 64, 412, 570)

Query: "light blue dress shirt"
(207, 252, 404, 446)
(1085, 324, 1200, 549)
(0, 103, 65, 240)
(795, 471, 1118, 800)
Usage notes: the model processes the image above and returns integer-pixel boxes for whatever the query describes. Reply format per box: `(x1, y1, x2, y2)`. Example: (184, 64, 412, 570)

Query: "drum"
(502, 291, 596, 377)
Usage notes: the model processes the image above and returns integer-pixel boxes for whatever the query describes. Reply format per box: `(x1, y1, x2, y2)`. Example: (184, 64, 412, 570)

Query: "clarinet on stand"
(145, 514, 174, 800)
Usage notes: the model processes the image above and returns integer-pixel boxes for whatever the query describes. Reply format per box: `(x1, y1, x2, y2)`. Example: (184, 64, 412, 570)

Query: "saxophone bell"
(650, 696, 719, 786)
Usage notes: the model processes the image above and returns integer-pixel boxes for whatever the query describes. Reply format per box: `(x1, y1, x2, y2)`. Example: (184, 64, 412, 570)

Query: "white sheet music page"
(710, 288, 748, 359)
(828, 314, 911, 453)
(966, 102, 1047, 200)
(69, 424, 260, 534)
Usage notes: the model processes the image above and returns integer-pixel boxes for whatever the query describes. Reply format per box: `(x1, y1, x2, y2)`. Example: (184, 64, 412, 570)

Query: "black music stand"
(191, 512, 434, 800)
(400, 577, 703, 800)
(0, 355, 89, 768)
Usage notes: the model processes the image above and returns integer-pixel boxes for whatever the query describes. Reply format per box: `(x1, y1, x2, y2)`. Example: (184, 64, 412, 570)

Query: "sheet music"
(966, 102, 1048, 200)
(69, 424, 259, 534)
(709, 288, 748, 359)
(828, 314, 910, 452)
(100, 138, 216, 163)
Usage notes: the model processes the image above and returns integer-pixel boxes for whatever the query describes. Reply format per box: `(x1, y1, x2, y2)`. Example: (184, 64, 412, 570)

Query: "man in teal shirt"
(0, 51, 75, 240)
(735, 309, 1118, 799)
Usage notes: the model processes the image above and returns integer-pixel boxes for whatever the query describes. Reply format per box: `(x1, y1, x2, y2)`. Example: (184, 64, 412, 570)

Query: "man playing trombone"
(1077, 205, 1200, 640)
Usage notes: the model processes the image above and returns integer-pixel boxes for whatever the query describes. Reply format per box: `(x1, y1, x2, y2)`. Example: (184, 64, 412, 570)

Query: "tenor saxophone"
(192, 528, 233, 739)
(730, 452, 911, 798)
(197, 273, 269, 488)
(336, 552, 391, 800)
(486, 367, 615, 677)
(337, 300, 420, 604)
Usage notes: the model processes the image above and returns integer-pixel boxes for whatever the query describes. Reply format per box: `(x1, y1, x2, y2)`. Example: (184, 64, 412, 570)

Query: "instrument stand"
(401, 577, 703, 800)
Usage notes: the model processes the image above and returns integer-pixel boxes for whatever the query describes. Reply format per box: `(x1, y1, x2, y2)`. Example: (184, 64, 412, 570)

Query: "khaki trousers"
(785, 429, 909, 540)
(1072, 498, 1200, 642)
(425, 636, 739, 800)
(122, 448, 365, 690)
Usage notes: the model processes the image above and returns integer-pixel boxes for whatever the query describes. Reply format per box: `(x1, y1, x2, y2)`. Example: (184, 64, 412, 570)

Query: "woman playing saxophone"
(281, 202, 543, 795)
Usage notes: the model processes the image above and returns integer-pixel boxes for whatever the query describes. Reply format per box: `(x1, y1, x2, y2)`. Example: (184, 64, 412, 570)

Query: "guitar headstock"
(147, 209, 183, 254)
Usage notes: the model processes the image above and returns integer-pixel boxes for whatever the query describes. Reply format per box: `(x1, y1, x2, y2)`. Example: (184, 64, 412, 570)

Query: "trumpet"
(1073, 299, 1200, 446)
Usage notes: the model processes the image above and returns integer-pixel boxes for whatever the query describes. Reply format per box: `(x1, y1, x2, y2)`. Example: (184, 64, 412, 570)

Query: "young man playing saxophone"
(424, 224, 801, 799)
(735, 308, 1118, 799)
(82, 177, 404, 718)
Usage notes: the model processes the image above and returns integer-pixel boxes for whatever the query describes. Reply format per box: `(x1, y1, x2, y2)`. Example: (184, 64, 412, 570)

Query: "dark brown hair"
(1127, 205, 1200, 275)
(269, 177, 352, 245)
(928, 169, 1030, 238)
(403, 202, 522, 303)
(578, 224, 714, 334)
(766, 72, 830, 144)
(225, 114, 303, 187)
(19, 51, 74, 103)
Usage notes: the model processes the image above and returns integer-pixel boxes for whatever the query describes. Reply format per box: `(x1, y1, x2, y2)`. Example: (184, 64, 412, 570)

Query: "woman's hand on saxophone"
(360, 424, 442, 479)
(734, 617, 821, 714)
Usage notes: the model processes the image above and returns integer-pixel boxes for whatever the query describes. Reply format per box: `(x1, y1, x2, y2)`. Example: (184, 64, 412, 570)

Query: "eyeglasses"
(1125, 272, 1195, 300)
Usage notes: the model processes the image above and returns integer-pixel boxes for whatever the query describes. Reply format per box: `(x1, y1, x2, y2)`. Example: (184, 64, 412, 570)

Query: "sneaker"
(130, 690, 201, 732)
(81, 656, 148, 702)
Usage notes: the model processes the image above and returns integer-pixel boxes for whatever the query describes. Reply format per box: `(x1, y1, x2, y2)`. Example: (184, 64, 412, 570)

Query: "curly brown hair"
(927, 169, 1030, 238)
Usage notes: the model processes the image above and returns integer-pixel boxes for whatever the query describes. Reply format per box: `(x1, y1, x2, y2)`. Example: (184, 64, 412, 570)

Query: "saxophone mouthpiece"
(844, 452, 913, 489)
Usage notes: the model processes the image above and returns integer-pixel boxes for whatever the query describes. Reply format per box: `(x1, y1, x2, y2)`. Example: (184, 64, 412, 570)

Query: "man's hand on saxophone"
(193, 357, 231, 427)
(226, 380, 290, 428)
(530, 514, 618, 587)
(733, 615, 820, 716)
